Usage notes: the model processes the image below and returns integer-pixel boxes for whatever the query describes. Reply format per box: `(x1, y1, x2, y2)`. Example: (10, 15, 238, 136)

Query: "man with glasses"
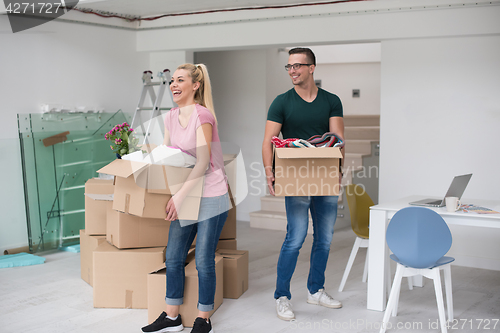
(262, 47, 344, 321)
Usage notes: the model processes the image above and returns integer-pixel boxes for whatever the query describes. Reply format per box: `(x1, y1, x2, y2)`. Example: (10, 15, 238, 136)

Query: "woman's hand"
(165, 192, 186, 221)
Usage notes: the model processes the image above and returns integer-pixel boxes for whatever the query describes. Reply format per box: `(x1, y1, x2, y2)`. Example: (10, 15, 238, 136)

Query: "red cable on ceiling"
(70, 0, 371, 22)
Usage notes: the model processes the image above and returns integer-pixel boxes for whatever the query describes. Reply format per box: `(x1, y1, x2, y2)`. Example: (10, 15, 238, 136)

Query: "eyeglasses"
(285, 63, 313, 71)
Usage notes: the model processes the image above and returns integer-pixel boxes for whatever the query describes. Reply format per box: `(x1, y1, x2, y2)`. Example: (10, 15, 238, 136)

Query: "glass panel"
(18, 110, 130, 252)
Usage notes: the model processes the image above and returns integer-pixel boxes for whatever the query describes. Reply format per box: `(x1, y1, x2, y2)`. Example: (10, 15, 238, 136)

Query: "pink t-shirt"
(164, 104, 227, 197)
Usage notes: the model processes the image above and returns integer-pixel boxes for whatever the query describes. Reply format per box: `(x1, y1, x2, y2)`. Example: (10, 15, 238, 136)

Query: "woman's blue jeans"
(274, 195, 339, 300)
(165, 192, 229, 312)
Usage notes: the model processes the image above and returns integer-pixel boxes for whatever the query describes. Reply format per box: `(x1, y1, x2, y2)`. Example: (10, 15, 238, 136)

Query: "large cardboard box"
(273, 147, 343, 196)
(79, 229, 106, 286)
(106, 203, 170, 249)
(219, 189, 236, 240)
(97, 160, 203, 221)
(221, 154, 238, 240)
(216, 249, 249, 299)
(84, 178, 114, 235)
(147, 255, 224, 328)
(217, 239, 237, 250)
(93, 242, 166, 309)
(223, 153, 237, 193)
(219, 205, 236, 240)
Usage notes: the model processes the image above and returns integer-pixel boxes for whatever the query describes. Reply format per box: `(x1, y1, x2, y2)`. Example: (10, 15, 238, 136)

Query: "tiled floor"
(1, 221, 499, 333)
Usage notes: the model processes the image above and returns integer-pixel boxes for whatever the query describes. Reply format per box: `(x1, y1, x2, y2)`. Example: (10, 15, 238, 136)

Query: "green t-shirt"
(267, 88, 343, 140)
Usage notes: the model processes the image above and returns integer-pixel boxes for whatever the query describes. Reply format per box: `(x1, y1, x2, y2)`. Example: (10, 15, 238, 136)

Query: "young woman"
(142, 63, 229, 333)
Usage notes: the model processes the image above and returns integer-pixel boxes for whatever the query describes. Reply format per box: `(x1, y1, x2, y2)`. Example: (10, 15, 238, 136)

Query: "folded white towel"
(143, 145, 197, 167)
(121, 150, 147, 162)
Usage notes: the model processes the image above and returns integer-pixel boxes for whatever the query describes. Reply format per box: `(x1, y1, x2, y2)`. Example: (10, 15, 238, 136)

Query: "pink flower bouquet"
(104, 122, 140, 157)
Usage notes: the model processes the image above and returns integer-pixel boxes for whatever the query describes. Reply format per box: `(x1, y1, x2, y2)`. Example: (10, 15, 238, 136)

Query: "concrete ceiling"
(77, 0, 350, 18)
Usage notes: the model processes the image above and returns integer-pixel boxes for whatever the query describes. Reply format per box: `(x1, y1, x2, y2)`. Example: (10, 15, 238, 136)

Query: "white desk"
(367, 195, 500, 311)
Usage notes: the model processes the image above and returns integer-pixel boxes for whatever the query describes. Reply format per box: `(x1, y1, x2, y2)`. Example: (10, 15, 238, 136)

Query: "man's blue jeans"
(165, 193, 229, 312)
(274, 195, 339, 300)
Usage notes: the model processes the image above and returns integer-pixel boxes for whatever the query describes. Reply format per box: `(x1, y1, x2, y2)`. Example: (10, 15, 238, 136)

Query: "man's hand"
(262, 120, 282, 197)
(267, 173, 275, 196)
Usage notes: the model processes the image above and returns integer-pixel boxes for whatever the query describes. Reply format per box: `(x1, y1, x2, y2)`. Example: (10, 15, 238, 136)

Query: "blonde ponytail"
(176, 63, 217, 123)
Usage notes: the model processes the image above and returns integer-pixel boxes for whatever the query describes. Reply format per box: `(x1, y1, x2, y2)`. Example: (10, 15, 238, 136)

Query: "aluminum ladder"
(131, 69, 174, 144)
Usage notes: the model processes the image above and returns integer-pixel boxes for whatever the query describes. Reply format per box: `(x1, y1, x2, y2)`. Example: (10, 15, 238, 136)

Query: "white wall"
(379, 36, 500, 202)
(313, 43, 381, 64)
(265, 48, 293, 111)
(312, 43, 381, 115)
(195, 49, 278, 221)
(315, 62, 381, 115)
(149, 51, 194, 94)
(379, 35, 500, 269)
(0, 16, 148, 253)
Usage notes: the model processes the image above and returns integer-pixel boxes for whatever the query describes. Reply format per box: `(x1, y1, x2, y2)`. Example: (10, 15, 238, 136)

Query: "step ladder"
(131, 69, 174, 144)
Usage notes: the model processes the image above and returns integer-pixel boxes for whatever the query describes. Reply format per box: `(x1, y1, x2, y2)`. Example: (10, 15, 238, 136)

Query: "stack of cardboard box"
(80, 154, 248, 327)
(80, 178, 113, 287)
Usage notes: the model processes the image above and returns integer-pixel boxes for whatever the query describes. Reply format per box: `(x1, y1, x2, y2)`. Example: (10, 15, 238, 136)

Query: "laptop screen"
(442, 174, 473, 202)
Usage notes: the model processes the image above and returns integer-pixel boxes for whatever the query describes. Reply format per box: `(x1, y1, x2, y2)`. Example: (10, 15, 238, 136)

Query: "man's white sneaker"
(276, 296, 295, 321)
(307, 289, 342, 309)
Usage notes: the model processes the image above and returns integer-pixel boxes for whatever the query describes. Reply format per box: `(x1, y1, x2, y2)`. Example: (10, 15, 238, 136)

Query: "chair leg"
(393, 276, 418, 318)
(339, 237, 362, 292)
(444, 265, 454, 322)
(362, 246, 369, 283)
(380, 264, 404, 333)
(385, 256, 392, 299)
(432, 268, 448, 333)
(392, 281, 400, 317)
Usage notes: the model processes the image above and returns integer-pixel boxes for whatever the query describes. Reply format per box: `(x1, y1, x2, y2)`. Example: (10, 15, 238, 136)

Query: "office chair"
(380, 207, 454, 333)
(338, 184, 372, 292)
(339, 184, 413, 293)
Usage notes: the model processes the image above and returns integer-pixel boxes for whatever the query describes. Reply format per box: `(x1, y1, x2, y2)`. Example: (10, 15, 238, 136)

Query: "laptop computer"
(409, 173, 472, 207)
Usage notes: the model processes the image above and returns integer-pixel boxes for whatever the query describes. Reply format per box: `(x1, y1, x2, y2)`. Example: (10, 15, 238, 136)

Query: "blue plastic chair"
(380, 207, 454, 333)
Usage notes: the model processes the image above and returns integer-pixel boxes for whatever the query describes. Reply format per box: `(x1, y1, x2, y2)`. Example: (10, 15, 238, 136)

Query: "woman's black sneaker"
(190, 317, 213, 333)
(141, 312, 184, 332)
